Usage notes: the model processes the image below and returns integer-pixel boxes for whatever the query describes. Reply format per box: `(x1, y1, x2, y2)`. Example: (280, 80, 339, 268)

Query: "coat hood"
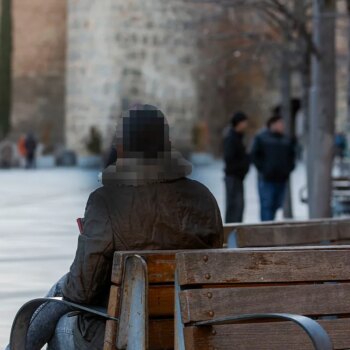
(101, 149, 192, 186)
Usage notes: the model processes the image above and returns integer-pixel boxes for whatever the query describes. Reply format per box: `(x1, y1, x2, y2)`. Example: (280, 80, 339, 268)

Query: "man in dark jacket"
(223, 112, 250, 223)
(8, 105, 223, 350)
(251, 115, 295, 221)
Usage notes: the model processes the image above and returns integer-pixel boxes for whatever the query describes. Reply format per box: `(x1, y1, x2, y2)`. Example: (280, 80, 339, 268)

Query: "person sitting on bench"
(6, 104, 223, 350)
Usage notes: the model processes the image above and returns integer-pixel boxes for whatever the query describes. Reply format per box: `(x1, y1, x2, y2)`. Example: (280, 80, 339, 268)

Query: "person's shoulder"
(223, 128, 234, 141)
(87, 185, 114, 203)
(253, 128, 268, 142)
(175, 178, 217, 200)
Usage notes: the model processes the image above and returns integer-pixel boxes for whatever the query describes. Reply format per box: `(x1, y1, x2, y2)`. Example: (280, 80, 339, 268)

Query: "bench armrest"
(9, 297, 117, 350)
(193, 313, 332, 350)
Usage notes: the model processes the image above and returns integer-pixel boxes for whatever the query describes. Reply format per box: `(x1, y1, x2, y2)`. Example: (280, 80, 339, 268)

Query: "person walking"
(251, 114, 295, 221)
(24, 132, 37, 169)
(223, 112, 250, 223)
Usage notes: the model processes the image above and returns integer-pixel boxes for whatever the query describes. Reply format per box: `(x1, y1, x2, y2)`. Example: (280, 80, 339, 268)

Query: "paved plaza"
(0, 162, 307, 346)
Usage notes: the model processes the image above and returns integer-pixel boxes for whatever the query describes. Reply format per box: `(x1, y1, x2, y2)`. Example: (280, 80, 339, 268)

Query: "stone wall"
(66, 0, 205, 154)
(11, 0, 66, 150)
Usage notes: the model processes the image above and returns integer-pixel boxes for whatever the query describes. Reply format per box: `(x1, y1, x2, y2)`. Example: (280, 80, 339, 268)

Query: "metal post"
(174, 269, 185, 350)
(116, 255, 148, 350)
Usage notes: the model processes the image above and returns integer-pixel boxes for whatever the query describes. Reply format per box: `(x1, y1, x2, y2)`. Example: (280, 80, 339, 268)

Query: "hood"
(101, 149, 192, 186)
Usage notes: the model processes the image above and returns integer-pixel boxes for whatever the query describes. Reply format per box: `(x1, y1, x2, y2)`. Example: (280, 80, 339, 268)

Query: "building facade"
(11, 0, 66, 150)
(7, 0, 350, 155)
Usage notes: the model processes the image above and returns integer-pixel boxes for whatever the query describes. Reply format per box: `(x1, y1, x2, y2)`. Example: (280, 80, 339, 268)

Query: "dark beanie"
(231, 111, 248, 128)
(123, 104, 171, 158)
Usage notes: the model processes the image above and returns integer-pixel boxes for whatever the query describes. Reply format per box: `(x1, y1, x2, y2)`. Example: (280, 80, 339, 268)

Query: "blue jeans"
(258, 177, 287, 221)
(5, 275, 75, 350)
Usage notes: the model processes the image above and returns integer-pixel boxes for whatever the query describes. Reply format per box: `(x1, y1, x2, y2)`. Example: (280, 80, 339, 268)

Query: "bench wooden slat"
(183, 318, 350, 350)
(107, 284, 174, 317)
(177, 249, 350, 285)
(105, 319, 174, 350)
(112, 251, 177, 284)
(224, 219, 350, 247)
(180, 283, 350, 323)
(236, 225, 338, 247)
(148, 319, 174, 350)
(149, 285, 174, 317)
(105, 251, 177, 349)
(235, 222, 350, 247)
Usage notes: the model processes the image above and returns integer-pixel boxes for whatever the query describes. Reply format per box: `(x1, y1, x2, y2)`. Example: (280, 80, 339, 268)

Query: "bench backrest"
(104, 250, 177, 350)
(175, 247, 350, 349)
(224, 219, 350, 248)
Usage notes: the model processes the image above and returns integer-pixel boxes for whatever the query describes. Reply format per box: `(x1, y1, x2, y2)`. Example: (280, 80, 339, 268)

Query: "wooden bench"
(104, 250, 178, 350)
(10, 247, 349, 349)
(224, 218, 350, 248)
(174, 247, 350, 349)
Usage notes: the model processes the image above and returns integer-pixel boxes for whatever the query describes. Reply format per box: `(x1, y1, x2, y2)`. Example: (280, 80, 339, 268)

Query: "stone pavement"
(0, 162, 307, 347)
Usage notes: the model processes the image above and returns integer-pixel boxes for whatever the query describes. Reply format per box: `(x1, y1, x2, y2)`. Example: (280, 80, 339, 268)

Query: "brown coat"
(61, 157, 223, 348)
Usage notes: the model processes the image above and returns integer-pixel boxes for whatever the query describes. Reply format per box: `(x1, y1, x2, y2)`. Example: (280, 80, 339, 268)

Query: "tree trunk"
(296, 0, 312, 191)
(346, 0, 350, 152)
(309, 0, 336, 218)
(0, 0, 12, 139)
(301, 51, 312, 208)
(281, 52, 293, 219)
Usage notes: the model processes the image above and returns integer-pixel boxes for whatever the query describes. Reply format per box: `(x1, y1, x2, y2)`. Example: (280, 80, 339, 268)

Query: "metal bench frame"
(9, 255, 148, 350)
(9, 252, 334, 350)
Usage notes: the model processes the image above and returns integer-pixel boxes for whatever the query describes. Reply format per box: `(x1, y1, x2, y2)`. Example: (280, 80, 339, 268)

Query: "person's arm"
(250, 135, 264, 172)
(62, 190, 114, 304)
(223, 135, 238, 165)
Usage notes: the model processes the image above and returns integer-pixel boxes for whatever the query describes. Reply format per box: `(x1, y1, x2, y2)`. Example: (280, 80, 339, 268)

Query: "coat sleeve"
(223, 135, 238, 165)
(250, 135, 264, 172)
(62, 190, 114, 304)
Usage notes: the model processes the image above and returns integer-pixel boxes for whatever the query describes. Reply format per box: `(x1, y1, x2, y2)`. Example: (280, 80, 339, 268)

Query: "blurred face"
(235, 120, 248, 133)
(270, 119, 285, 134)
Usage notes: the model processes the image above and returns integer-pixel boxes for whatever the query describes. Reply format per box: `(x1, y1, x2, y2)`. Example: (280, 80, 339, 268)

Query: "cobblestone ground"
(0, 162, 307, 346)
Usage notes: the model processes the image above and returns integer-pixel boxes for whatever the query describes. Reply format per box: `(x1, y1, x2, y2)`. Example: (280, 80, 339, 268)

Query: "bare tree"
(347, 0, 350, 146)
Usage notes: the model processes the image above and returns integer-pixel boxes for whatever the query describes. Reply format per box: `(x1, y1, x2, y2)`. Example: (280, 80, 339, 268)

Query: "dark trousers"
(258, 177, 287, 221)
(26, 152, 36, 169)
(225, 175, 244, 223)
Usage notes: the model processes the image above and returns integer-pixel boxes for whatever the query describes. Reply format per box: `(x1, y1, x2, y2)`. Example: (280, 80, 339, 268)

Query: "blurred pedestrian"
(334, 132, 347, 176)
(335, 132, 347, 161)
(223, 112, 250, 223)
(251, 114, 295, 221)
(25, 132, 37, 169)
(17, 134, 27, 167)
